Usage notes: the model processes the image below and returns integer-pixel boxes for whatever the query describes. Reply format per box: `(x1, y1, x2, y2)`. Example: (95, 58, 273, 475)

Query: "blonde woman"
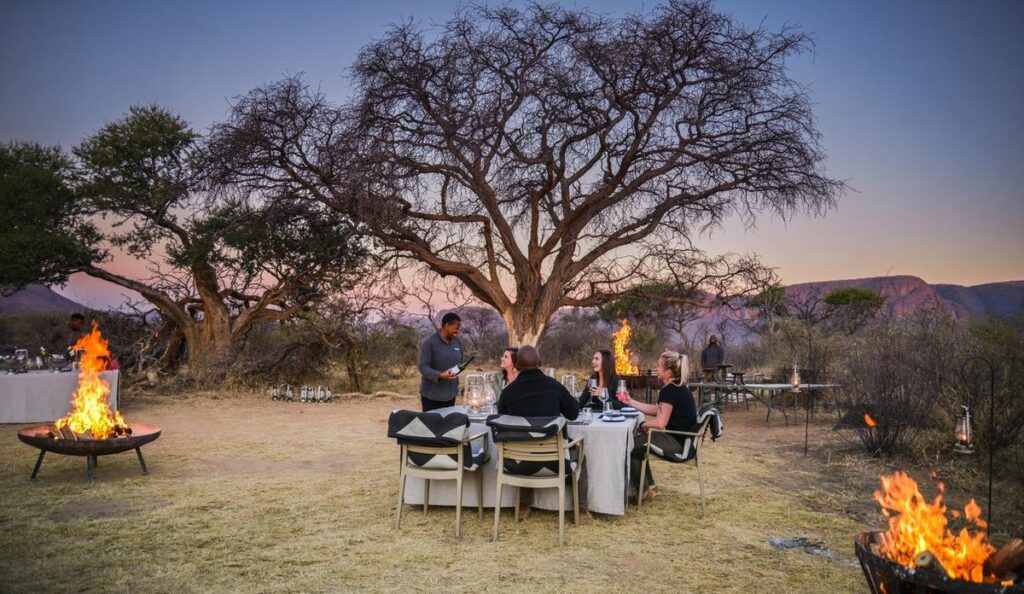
(616, 351, 697, 503)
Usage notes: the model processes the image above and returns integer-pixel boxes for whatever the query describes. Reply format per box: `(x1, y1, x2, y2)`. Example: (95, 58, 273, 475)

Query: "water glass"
(581, 408, 592, 422)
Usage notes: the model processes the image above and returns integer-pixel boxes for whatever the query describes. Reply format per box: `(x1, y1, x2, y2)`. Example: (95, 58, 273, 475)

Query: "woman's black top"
(658, 382, 698, 443)
(577, 373, 624, 410)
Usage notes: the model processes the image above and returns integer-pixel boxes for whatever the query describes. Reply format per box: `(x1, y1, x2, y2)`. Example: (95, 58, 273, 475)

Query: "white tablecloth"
(402, 410, 639, 516)
(0, 370, 119, 423)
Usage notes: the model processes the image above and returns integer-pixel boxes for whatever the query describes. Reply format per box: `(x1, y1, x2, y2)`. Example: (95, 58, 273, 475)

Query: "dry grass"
(0, 389, 1016, 593)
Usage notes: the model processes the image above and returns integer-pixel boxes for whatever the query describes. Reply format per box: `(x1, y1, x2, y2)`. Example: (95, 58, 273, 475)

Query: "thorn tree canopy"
(209, 1, 842, 345)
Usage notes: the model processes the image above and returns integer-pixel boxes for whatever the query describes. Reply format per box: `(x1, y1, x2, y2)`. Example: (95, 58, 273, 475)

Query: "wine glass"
(616, 379, 629, 405)
(599, 387, 610, 413)
(483, 382, 496, 413)
(561, 373, 577, 395)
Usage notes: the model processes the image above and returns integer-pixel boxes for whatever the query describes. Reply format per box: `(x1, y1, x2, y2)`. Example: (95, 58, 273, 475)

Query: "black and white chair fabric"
(637, 406, 723, 515)
(387, 409, 489, 538)
(485, 415, 584, 546)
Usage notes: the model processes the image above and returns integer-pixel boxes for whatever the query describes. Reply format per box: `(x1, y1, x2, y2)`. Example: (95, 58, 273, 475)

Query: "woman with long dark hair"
(578, 349, 623, 410)
(491, 347, 519, 396)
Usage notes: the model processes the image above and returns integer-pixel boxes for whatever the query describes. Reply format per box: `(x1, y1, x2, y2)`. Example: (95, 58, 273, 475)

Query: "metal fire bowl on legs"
(17, 423, 161, 485)
(855, 532, 1023, 594)
(17, 423, 161, 455)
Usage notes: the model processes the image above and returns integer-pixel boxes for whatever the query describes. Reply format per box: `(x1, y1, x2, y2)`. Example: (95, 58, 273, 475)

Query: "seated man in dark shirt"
(496, 345, 587, 522)
(497, 346, 579, 419)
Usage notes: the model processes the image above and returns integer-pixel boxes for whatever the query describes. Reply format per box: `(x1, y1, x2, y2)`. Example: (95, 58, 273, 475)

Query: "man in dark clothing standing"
(49, 312, 86, 355)
(497, 346, 579, 420)
(700, 335, 725, 378)
(418, 312, 465, 411)
(497, 345, 587, 522)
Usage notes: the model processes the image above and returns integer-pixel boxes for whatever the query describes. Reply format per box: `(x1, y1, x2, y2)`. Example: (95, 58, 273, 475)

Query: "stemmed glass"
(599, 388, 610, 413)
(483, 382, 496, 414)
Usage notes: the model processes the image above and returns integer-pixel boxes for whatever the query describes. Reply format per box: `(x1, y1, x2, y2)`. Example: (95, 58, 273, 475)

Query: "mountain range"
(2, 277, 1022, 326)
(679, 275, 1024, 342)
(784, 275, 1024, 322)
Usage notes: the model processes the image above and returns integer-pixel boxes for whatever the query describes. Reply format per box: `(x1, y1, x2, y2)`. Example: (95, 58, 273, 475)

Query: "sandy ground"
(0, 390, 1013, 593)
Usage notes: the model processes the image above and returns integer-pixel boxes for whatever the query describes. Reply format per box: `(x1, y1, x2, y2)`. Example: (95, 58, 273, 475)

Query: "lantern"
(953, 405, 975, 455)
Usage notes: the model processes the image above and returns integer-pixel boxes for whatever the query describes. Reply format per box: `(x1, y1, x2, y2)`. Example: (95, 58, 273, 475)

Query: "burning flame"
(864, 414, 877, 428)
(612, 319, 638, 376)
(874, 472, 995, 583)
(53, 323, 127, 440)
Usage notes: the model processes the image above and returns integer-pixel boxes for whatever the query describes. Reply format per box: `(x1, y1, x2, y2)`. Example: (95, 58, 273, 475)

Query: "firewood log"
(986, 539, 1024, 578)
(914, 551, 948, 576)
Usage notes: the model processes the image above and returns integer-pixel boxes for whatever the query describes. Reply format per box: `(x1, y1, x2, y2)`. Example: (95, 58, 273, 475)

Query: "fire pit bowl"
(856, 532, 1023, 594)
(18, 423, 161, 485)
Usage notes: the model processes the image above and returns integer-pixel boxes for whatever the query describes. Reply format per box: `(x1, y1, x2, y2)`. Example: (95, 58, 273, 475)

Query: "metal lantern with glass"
(463, 373, 487, 412)
(953, 405, 975, 454)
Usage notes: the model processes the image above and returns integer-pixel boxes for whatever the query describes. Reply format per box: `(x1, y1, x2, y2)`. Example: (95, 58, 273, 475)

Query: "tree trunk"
(502, 306, 549, 348)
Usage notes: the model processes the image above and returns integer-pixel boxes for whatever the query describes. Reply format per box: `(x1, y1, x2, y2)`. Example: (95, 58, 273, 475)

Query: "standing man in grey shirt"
(418, 312, 465, 411)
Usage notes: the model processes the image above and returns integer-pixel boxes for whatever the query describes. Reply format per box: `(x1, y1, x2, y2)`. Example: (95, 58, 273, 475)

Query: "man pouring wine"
(417, 312, 474, 411)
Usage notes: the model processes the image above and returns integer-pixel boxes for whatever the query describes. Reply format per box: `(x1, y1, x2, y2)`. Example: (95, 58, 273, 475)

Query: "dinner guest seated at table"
(578, 349, 624, 411)
(616, 350, 697, 504)
(497, 345, 589, 523)
(491, 347, 519, 396)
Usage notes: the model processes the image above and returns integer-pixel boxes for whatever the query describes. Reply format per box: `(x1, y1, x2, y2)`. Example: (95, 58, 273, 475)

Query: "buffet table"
(0, 370, 120, 423)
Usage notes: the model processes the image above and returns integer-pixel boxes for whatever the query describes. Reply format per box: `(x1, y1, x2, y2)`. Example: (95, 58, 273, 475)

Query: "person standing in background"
(700, 335, 725, 378)
(49, 312, 86, 355)
(417, 312, 465, 411)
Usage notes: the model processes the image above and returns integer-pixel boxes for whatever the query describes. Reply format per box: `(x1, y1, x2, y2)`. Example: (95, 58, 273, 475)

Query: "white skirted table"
(401, 407, 641, 516)
(0, 370, 119, 423)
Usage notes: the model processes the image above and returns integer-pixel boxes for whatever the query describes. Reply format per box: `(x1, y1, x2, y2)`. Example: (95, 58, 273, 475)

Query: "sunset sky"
(2, 0, 1022, 310)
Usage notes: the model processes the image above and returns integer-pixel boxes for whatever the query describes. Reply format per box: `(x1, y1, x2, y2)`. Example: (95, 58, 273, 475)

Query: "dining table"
(687, 381, 838, 454)
(0, 369, 120, 423)
(401, 406, 642, 516)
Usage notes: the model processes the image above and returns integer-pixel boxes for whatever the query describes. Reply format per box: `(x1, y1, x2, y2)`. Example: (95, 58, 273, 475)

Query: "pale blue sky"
(2, 0, 1022, 309)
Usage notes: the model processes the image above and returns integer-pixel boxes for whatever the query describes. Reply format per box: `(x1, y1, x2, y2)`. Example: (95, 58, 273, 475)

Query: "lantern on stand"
(953, 405, 975, 454)
(790, 365, 801, 393)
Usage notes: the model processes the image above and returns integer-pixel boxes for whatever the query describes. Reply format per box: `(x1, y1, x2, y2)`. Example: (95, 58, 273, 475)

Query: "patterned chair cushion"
(388, 409, 487, 470)
(654, 406, 723, 463)
(485, 415, 565, 442)
(486, 415, 575, 477)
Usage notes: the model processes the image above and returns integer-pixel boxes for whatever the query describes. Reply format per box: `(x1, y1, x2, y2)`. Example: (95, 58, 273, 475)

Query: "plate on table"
(600, 414, 626, 422)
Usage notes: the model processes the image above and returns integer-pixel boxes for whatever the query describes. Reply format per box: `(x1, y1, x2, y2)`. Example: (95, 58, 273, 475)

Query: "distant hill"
(785, 276, 1024, 322)
(678, 276, 1024, 344)
(0, 285, 88, 316)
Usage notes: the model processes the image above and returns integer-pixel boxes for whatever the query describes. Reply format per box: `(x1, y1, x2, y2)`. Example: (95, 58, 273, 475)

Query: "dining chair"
(387, 409, 489, 538)
(486, 415, 585, 546)
(636, 406, 722, 516)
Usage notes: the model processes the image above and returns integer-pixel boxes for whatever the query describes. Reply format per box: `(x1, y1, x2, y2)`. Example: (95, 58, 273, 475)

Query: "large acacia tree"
(211, 1, 841, 344)
(3, 106, 370, 370)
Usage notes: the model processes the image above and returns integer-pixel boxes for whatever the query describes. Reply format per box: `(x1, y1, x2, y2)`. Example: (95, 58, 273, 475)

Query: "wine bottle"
(446, 355, 476, 376)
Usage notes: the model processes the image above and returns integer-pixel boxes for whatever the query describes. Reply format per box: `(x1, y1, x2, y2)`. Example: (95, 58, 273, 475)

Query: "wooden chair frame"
(492, 433, 585, 546)
(637, 415, 712, 516)
(395, 430, 489, 539)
